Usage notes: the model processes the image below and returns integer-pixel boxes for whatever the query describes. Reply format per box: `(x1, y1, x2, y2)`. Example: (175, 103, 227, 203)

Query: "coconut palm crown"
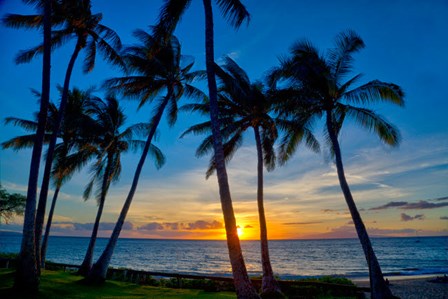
(270, 30, 404, 299)
(86, 31, 204, 283)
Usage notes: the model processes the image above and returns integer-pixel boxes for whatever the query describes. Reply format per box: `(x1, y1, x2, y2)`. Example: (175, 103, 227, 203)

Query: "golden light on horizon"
(237, 226, 243, 238)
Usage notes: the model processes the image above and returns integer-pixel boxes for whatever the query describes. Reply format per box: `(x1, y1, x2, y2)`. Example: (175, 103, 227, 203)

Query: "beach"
(354, 275, 448, 299)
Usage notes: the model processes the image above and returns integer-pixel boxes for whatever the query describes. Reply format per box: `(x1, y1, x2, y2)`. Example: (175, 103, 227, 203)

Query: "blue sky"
(0, 0, 447, 239)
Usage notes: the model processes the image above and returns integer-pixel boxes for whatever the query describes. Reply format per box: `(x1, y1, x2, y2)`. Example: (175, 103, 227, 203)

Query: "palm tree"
(40, 87, 98, 267)
(182, 57, 298, 297)
(85, 31, 204, 283)
(270, 30, 404, 299)
(2, 87, 97, 267)
(4, 0, 124, 271)
(76, 96, 165, 276)
(154, 2, 259, 297)
(3, 0, 53, 291)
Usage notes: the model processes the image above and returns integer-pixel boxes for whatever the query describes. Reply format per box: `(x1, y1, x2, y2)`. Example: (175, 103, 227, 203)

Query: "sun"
(237, 226, 244, 238)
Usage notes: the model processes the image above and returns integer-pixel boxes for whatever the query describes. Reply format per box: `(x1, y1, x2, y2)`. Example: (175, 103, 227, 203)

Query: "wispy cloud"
(400, 213, 425, 222)
(370, 201, 407, 210)
(283, 222, 323, 225)
(137, 220, 223, 231)
(370, 198, 448, 211)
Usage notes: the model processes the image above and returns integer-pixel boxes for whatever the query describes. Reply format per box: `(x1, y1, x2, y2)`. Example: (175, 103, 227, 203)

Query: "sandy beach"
(353, 275, 448, 299)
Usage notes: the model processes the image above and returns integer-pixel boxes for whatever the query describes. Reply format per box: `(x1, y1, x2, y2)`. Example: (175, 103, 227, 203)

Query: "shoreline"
(353, 275, 448, 299)
(351, 274, 446, 283)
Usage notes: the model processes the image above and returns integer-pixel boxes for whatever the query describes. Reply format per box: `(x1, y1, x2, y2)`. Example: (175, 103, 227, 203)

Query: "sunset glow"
(0, 1, 447, 241)
(237, 226, 244, 238)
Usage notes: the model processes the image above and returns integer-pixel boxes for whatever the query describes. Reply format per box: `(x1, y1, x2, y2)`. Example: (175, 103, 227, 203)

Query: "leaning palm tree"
(85, 31, 204, 283)
(154, 2, 258, 297)
(182, 57, 314, 297)
(270, 30, 404, 299)
(77, 96, 165, 276)
(3, 0, 53, 291)
(4, 0, 124, 270)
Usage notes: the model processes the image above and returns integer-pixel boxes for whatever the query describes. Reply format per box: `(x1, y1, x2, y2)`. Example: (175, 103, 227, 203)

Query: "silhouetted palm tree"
(182, 57, 295, 297)
(77, 96, 164, 276)
(85, 32, 203, 283)
(270, 30, 404, 299)
(2, 87, 96, 267)
(3, 0, 53, 290)
(40, 87, 98, 267)
(154, 2, 258, 297)
(4, 0, 124, 270)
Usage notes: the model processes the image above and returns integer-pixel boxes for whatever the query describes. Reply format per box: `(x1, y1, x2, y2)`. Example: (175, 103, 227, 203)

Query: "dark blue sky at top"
(0, 0, 447, 237)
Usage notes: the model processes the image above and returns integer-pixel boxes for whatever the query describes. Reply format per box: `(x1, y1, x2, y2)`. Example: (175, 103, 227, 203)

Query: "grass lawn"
(0, 269, 236, 299)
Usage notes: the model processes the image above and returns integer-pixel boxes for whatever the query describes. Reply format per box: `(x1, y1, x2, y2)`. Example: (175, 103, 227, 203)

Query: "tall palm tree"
(270, 30, 404, 299)
(85, 31, 204, 283)
(182, 57, 308, 297)
(154, 2, 259, 297)
(3, 0, 53, 291)
(77, 96, 165, 276)
(4, 0, 124, 271)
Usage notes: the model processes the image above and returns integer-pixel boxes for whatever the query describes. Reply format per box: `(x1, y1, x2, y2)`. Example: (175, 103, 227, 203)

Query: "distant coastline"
(1, 230, 446, 241)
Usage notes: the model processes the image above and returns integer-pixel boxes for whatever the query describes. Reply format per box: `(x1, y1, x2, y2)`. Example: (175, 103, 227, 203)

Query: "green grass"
(0, 268, 362, 298)
(0, 269, 236, 299)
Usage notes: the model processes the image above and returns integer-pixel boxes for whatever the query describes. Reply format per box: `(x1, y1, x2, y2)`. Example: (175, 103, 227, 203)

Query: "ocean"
(1, 233, 446, 279)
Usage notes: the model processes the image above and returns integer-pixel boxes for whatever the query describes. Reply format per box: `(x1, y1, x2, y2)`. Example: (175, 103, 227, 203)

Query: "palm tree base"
(260, 290, 285, 299)
(77, 264, 91, 277)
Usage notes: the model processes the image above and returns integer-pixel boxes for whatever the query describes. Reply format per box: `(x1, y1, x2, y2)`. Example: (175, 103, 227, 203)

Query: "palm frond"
(327, 30, 365, 81)
(83, 180, 95, 200)
(2, 13, 43, 29)
(4, 117, 38, 131)
(15, 44, 44, 64)
(216, 0, 250, 29)
(83, 39, 97, 73)
(166, 97, 178, 127)
(180, 121, 212, 139)
(1, 134, 39, 151)
(344, 104, 401, 146)
(343, 80, 405, 106)
(153, 0, 192, 41)
(147, 144, 166, 169)
(183, 84, 208, 102)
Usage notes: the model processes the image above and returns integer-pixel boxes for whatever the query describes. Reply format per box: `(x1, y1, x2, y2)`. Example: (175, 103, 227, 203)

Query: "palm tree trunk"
(35, 38, 82, 271)
(78, 159, 113, 276)
(325, 111, 396, 299)
(86, 93, 172, 284)
(40, 183, 61, 268)
(14, 0, 52, 292)
(254, 127, 282, 297)
(202, 1, 258, 298)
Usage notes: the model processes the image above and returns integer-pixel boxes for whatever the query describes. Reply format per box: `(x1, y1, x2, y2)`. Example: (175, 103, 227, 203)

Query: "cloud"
(402, 201, 448, 210)
(186, 220, 223, 230)
(283, 221, 323, 225)
(70, 222, 133, 231)
(320, 209, 349, 215)
(369, 201, 408, 210)
(137, 220, 223, 231)
(435, 196, 448, 201)
(138, 222, 164, 231)
(244, 225, 253, 229)
(400, 213, 425, 222)
(370, 197, 448, 211)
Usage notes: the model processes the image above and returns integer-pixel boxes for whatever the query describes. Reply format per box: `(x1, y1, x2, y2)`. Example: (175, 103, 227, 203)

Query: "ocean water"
(1, 233, 446, 279)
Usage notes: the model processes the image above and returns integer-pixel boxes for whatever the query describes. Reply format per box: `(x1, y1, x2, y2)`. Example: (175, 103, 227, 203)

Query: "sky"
(0, 0, 447, 240)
